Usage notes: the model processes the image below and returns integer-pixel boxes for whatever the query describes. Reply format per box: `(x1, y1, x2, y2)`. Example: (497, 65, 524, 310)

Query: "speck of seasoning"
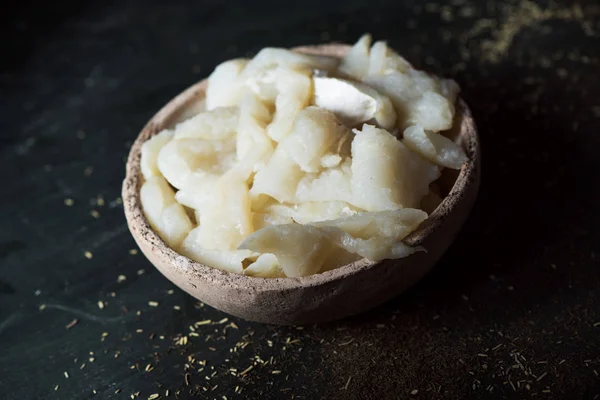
(148, 394, 160, 400)
(459, 5, 475, 17)
(64, 371, 69, 378)
(97, 301, 104, 309)
(173, 305, 181, 311)
(240, 365, 254, 376)
(176, 336, 188, 346)
(441, 7, 453, 22)
(54, 385, 59, 391)
(557, 68, 568, 78)
(101, 332, 109, 338)
(129, 248, 138, 255)
(137, 269, 145, 276)
(593, 322, 600, 327)
(145, 363, 154, 372)
(344, 376, 352, 390)
(80, 363, 86, 369)
(165, 390, 169, 397)
(136, 329, 143, 333)
(93, 389, 97, 395)
(64, 198, 75, 206)
(117, 275, 127, 283)
(536, 372, 548, 382)
(411, 389, 419, 395)
(167, 289, 174, 295)
(66, 319, 78, 329)
(115, 197, 123, 205)
(96, 196, 105, 207)
(115, 389, 121, 394)
(217, 318, 228, 324)
(272, 370, 281, 374)
(90, 209, 100, 219)
(195, 319, 212, 326)
(148, 301, 159, 307)
(89, 357, 95, 362)
(39, 304, 47, 311)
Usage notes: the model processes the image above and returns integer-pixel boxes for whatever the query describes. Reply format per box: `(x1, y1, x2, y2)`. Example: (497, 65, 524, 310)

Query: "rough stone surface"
(1, 0, 599, 399)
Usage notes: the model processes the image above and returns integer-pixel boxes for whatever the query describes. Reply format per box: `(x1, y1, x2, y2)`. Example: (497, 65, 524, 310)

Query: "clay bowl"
(122, 43, 480, 325)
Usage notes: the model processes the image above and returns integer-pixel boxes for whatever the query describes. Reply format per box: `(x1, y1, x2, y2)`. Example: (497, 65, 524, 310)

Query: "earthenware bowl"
(122, 43, 480, 325)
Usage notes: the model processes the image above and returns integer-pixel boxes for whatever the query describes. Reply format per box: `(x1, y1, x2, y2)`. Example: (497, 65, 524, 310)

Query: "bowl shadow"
(327, 69, 597, 329)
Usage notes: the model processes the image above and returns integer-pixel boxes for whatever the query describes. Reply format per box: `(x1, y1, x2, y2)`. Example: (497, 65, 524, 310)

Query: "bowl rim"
(122, 43, 480, 292)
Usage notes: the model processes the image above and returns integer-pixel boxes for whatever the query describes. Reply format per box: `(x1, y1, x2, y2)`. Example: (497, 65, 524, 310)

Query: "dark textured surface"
(1, 0, 599, 399)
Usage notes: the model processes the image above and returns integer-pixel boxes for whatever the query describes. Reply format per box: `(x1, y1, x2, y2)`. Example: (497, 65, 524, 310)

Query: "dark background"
(1, 0, 599, 399)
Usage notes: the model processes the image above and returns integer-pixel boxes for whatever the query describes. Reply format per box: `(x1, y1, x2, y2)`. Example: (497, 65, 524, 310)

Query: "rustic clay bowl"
(122, 43, 480, 325)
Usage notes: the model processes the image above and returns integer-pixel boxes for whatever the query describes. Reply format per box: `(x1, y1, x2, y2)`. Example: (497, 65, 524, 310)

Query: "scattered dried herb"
(65, 319, 78, 329)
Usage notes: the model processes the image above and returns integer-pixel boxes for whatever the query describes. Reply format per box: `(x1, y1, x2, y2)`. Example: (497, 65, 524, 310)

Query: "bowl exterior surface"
(123, 44, 480, 325)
